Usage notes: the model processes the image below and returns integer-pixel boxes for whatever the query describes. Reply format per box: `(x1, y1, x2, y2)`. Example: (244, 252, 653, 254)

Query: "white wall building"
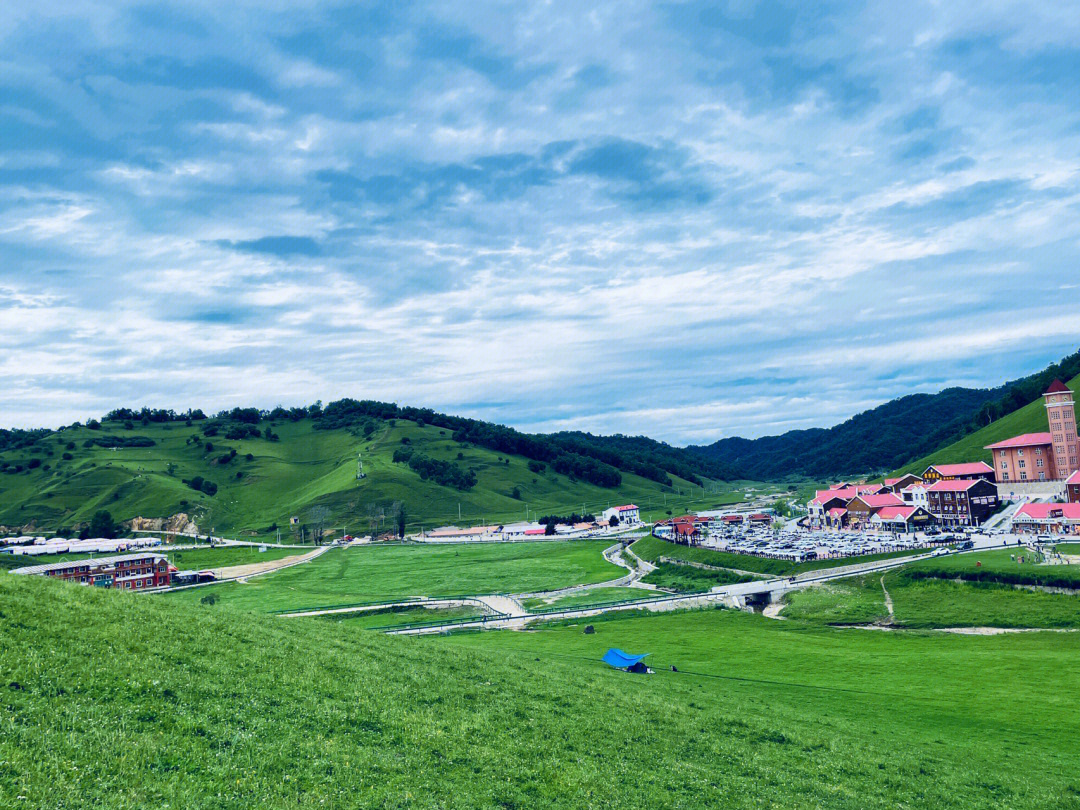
(602, 504, 640, 525)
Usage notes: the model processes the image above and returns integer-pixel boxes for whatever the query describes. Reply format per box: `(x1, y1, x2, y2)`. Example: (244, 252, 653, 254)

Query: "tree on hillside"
(87, 510, 116, 539)
(393, 502, 407, 538)
(309, 505, 331, 545)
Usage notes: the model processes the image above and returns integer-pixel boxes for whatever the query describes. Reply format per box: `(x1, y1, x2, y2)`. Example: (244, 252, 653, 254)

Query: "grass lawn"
(783, 568, 1080, 629)
(631, 535, 925, 576)
(1056, 543, 1080, 555)
(781, 576, 890, 624)
(639, 561, 761, 592)
(439, 607, 1080, 808)
(161, 545, 302, 570)
(888, 576, 1080, 629)
(906, 548, 1080, 589)
(522, 586, 656, 611)
(312, 604, 488, 629)
(6, 573, 1080, 808)
(164, 540, 624, 613)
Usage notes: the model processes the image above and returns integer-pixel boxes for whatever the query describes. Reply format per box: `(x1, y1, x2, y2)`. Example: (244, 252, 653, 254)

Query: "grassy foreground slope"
(165, 540, 624, 612)
(891, 373, 1080, 475)
(0, 415, 732, 536)
(5, 575, 1080, 808)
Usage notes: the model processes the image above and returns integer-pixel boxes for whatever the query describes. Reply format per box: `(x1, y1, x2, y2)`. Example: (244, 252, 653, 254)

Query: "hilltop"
(0, 401, 741, 537)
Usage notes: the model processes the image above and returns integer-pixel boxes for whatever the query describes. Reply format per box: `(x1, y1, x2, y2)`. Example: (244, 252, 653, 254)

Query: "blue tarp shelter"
(602, 648, 649, 669)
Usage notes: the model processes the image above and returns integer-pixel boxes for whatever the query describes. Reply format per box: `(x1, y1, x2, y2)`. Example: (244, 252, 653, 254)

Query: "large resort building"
(985, 380, 1080, 484)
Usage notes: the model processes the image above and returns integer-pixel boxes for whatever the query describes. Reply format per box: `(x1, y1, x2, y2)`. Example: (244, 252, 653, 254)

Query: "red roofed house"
(984, 380, 1079, 483)
(869, 505, 936, 534)
(670, 517, 703, 545)
(925, 479, 999, 527)
(844, 493, 905, 528)
(922, 462, 995, 484)
(1068, 471, 1080, 503)
(1012, 502, 1080, 535)
(602, 505, 641, 525)
(883, 474, 923, 494)
(825, 507, 848, 530)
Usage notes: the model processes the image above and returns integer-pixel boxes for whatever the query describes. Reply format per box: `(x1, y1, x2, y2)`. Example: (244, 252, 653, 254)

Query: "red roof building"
(925, 478, 999, 526)
(1013, 502, 1080, 534)
(984, 381, 1079, 483)
(922, 461, 995, 483)
(1068, 470, 1080, 503)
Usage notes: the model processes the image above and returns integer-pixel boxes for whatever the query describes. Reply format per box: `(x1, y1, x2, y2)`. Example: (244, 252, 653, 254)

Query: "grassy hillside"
(0, 415, 751, 536)
(4, 573, 1080, 807)
(891, 373, 1080, 476)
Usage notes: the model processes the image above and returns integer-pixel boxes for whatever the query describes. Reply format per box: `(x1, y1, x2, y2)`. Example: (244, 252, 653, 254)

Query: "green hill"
(0, 411, 744, 537)
(891, 373, 1080, 476)
(3, 573, 1075, 807)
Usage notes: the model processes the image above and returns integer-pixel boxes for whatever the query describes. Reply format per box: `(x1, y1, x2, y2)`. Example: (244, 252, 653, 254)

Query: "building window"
(1021, 472, 1028, 480)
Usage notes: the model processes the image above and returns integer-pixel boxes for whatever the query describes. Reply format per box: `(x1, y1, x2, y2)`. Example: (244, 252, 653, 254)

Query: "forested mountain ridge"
(691, 349, 1080, 479)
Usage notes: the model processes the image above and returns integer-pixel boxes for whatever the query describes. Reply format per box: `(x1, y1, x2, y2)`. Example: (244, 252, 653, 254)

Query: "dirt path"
(880, 575, 894, 622)
(762, 600, 786, 619)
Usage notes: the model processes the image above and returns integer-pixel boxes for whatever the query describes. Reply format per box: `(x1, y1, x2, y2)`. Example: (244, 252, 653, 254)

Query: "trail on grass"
(880, 575, 894, 623)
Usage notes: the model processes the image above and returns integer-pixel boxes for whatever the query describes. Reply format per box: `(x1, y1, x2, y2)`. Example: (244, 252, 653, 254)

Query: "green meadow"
(521, 586, 655, 611)
(162, 545, 303, 570)
(783, 560, 1080, 629)
(4, 573, 1080, 808)
(164, 540, 625, 612)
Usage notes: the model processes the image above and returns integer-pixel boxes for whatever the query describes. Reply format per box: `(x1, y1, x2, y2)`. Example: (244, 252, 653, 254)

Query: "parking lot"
(698, 521, 1023, 563)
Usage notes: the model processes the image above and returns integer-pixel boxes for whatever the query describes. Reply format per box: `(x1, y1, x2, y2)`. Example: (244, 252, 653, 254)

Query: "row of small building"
(10, 553, 173, 589)
(809, 463, 1080, 534)
(422, 505, 642, 541)
(653, 512, 773, 542)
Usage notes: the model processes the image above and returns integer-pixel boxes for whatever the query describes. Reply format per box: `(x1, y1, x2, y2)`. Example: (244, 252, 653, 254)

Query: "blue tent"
(602, 648, 649, 669)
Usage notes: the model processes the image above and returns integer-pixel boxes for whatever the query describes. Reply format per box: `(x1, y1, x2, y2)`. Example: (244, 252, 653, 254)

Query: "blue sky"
(2, 1, 1080, 443)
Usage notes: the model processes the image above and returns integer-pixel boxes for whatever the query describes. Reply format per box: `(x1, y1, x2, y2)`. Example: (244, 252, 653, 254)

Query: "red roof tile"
(1015, 502, 1080, 520)
(874, 506, 917, 521)
(1045, 379, 1072, 394)
(927, 461, 995, 475)
(984, 434, 1053, 450)
(1067, 470, 1080, 484)
(853, 494, 905, 508)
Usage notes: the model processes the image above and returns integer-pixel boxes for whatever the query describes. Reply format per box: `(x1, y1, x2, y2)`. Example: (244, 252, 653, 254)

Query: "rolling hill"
(0, 404, 743, 537)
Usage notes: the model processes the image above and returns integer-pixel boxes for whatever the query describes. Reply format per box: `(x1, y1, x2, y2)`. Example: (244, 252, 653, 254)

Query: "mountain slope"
(693, 349, 1080, 479)
(692, 387, 1002, 479)
(890, 373, 1080, 476)
(0, 409, 726, 536)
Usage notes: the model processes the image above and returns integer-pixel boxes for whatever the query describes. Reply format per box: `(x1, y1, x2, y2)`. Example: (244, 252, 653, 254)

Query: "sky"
(2, 1, 1080, 444)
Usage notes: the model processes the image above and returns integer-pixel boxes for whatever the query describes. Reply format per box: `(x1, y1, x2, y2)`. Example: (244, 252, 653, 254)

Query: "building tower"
(1044, 379, 1080, 478)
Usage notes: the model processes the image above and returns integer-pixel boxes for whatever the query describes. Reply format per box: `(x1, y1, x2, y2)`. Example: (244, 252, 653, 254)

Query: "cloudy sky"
(2, 1, 1080, 443)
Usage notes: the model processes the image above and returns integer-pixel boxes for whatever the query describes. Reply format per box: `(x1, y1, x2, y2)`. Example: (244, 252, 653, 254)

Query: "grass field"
(5, 573, 1080, 808)
(164, 540, 624, 612)
(905, 548, 1080, 589)
(639, 561, 760, 592)
(891, 374, 1080, 476)
(1056, 543, 1080, 555)
(314, 604, 488, 629)
(0, 416, 771, 537)
(162, 545, 303, 570)
(782, 567, 1080, 629)
(631, 535, 926, 576)
(522, 587, 653, 611)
